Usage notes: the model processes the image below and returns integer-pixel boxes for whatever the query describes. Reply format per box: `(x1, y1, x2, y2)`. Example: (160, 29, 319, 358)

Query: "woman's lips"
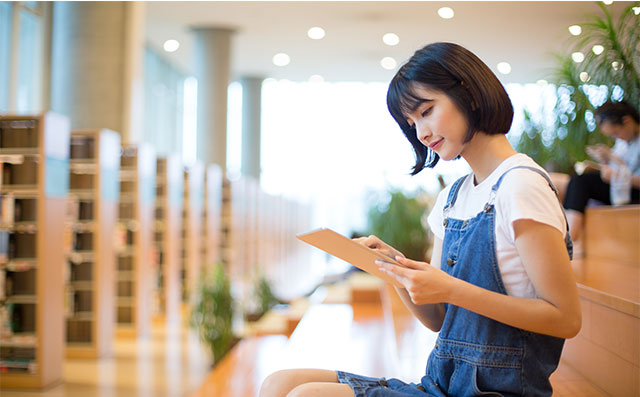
(429, 138, 443, 150)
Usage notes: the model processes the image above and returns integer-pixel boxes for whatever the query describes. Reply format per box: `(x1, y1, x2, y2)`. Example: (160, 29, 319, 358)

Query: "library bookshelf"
(65, 129, 120, 358)
(115, 144, 156, 338)
(153, 155, 183, 326)
(181, 162, 204, 307)
(202, 164, 223, 271)
(0, 113, 70, 389)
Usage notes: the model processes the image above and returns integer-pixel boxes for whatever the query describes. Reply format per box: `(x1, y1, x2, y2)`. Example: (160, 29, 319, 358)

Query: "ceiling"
(145, 1, 629, 84)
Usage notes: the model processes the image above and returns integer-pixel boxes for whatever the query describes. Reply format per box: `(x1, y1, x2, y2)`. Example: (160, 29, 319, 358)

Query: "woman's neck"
(462, 133, 517, 185)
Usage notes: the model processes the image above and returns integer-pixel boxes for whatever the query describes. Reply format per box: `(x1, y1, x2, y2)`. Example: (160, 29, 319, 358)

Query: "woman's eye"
(421, 107, 433, 117)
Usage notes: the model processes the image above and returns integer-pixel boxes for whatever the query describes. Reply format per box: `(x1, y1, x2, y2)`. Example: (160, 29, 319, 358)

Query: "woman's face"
(599, 116, 638, 143)
(405, 85, 470, 161)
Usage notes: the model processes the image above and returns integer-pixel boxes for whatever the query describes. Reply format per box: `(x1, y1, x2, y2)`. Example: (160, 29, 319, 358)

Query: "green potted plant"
(364, 188, 432, 262)
(516, 2, 639, 171)
(245, 271, 280, 322)
(190, 263, 235, 364)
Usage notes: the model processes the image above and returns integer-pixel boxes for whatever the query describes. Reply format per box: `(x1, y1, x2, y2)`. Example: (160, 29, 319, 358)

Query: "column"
(50, 2, 145, 144)
(193, 27, 233, 171)
(240, 76, 263, 179)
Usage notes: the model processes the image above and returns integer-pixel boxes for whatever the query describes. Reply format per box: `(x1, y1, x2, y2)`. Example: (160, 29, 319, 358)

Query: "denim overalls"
(337, 166, 573, 396)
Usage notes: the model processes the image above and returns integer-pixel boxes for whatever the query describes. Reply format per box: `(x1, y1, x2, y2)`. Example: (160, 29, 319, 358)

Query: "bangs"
(387, 76, 425, 130)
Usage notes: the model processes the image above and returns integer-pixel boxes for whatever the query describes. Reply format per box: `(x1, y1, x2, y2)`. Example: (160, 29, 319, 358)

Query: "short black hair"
(595, 101, 640, 125)
(387, 42, 514, 174)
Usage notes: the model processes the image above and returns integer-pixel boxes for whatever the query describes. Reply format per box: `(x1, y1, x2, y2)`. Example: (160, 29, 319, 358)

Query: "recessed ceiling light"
(592, 45, 605, 55)
(438, 7, 454, 19)
(497, 62, 511, 75)
(571, 52, 585, 63)
(633, 6, 640, 15)
(307, 27, 325, 40)
(383, 33, 400, 46)
(579, 72, 590, 82)
(381, 57, 397, 70)
(536, 79, 548, 86)
(163, 39, 180, 53)
(602, 0, 613, 5)
(272, 53, 290, 67)
(568, 25, 582, 36)
(309, 75, 324, 83)
(611, 61, 623, 71)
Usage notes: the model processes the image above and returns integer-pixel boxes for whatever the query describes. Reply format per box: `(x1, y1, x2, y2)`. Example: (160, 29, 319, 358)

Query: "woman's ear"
(621, 114, 636, 127)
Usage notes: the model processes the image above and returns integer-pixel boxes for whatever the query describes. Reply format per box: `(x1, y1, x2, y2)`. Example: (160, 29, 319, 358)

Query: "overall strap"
(486, 165, 573, 259)
(442, 174, 470, 226)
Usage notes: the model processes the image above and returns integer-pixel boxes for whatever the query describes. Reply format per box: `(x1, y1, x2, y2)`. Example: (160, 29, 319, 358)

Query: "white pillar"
(50, 1, 145, 144)
(193, 27, 233, 171)
(240, 76, 263, 179)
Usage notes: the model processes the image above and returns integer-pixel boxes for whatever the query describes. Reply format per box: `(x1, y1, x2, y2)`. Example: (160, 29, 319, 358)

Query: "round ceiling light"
(272, 53, 291, 67)
(381, 57, 397, 70)
(438, 7, 455, 19)
(163, 39, 180, 53)
(383, 33, 400, 46)
(307, 27, 325, 40)
(497, 62, 511, 75)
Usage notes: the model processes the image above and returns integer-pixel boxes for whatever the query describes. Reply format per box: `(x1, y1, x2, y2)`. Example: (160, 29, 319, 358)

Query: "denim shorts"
(336, 371, 429, 397)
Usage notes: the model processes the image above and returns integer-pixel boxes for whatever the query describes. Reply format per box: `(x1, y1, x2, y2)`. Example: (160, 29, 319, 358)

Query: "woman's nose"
(416, 122, 432, 144)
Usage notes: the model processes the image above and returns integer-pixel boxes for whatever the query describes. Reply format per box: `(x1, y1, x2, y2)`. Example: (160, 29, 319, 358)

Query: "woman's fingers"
(396, 256, 430, 270)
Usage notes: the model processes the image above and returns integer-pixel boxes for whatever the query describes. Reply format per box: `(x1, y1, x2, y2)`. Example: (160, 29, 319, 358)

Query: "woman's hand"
(376, 257, 456, 305)
(600, 164, 613, 183)
(586, 144, 611, 163)
(352, 235, 405, 261)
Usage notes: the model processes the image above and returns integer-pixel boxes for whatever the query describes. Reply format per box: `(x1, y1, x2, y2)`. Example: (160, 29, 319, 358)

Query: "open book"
(296, 228, 405, 288)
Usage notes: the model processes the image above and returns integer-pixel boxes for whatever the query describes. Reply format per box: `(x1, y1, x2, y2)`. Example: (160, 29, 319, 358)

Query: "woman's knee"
(260, 370, 294, 397)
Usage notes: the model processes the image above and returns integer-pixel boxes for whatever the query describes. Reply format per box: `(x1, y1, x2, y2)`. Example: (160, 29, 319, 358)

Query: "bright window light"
(382, 33, 400, 46)
(568, 25, 582, 36)
(571, 52, 585, 63)
(163, 39, 180, 53)
(307, 27, 325, 40)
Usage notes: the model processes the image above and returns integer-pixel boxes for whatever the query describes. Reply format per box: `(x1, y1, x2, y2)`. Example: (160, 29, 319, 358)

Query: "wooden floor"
(0, 282, 611, 397)
(192, 278, 610, 397)
(1, 320, 213, 397)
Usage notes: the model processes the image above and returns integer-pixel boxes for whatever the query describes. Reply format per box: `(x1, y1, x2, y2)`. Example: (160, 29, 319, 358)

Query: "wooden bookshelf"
(181, 161, 204, 304)
(0, 113, 70, 389)
(202, 164, 223, 271)
(153, 154, 183, 325)
(115, 144, 156, 338)
(65, 129, 120, 358)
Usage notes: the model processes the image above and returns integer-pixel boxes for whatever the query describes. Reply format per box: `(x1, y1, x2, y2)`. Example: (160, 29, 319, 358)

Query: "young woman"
(259, 42, 581, 397)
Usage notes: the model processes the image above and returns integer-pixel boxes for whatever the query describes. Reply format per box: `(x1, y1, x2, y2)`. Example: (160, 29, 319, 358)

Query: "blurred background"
(0, 1, 638, 395)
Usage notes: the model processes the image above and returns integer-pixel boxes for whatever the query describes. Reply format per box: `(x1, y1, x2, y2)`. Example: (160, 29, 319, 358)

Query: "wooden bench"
(559, 205, 639, 396)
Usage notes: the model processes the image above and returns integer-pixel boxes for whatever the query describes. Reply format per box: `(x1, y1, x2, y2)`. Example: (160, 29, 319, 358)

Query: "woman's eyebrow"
(409, 98, 434, 113)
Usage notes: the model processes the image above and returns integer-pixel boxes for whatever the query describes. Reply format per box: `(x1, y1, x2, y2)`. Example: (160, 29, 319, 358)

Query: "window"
(16, 4, 43, 113)
(143, 46, 186, 157)
(0, 2, 12, 112)
(0, 2, 45, 114)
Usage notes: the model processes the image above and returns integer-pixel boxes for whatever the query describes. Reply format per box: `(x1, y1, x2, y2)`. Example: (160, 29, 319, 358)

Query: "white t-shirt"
(612, 135, 640, 175)
(427, 153, 567, 299)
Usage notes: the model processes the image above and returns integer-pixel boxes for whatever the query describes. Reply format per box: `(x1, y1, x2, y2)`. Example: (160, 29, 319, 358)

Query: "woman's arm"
(379, 220, 582, 339)
(353, 235, 445, 332)
(392, 237, 446, 332)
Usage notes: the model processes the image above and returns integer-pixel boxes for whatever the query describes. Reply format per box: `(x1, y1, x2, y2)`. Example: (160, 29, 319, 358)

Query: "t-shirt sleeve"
(496, 169, 567, 241)
(427, 185, 451, 240)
